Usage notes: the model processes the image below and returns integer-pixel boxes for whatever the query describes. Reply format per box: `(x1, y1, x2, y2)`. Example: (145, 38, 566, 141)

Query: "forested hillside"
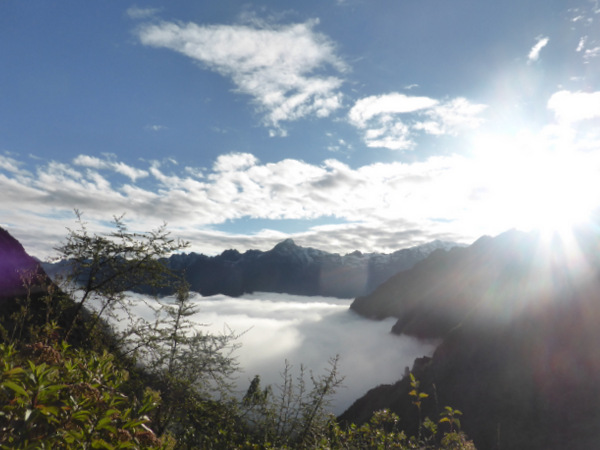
(0, 222, 473, 449)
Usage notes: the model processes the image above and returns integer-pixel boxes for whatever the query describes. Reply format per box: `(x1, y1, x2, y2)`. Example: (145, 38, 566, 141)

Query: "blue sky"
(1, 1, 600, 258)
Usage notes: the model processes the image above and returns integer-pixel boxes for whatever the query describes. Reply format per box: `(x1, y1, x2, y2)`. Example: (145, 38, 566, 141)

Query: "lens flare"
(470, 131, 599, 237)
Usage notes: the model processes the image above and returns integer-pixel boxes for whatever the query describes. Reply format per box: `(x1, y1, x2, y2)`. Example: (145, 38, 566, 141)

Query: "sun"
(521, 152, 594, 232)
(470, 132, 599, 237)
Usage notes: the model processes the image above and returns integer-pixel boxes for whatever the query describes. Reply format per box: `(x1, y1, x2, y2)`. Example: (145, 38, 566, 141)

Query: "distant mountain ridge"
(44, 238, 458, 298)
(159, 238, 459, 298)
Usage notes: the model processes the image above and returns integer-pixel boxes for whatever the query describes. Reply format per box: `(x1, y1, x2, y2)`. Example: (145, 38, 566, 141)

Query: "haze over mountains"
(173, 238, 460, 298)
(6, 222, 600, 449)
(343, 224, 600, 449)
(44, 238, 459, 299)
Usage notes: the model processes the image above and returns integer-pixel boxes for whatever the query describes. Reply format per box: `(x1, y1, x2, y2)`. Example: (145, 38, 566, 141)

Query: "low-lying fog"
(120, 292, 437, 414)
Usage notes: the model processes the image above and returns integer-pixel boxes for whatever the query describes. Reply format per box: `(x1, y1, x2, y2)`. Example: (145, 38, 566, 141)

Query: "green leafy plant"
(0, 339, 169, 449)
(439, 406, 462, 433)
(408, 372, 429, 441)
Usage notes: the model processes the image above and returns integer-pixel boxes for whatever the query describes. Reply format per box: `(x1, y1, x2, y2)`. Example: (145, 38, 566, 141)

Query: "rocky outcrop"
(0, 227, 66, 342)
(0, 227, 48, 299)
(0, 228, 118, 346)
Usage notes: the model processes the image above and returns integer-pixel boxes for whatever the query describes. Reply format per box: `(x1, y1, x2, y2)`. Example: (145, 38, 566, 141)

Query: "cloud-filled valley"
(2, 2, 600, 448)
(117, 291, 436, 415)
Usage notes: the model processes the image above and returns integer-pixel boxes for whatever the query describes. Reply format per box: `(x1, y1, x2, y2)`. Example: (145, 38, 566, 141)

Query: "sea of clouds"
(116, 292, 437, 414)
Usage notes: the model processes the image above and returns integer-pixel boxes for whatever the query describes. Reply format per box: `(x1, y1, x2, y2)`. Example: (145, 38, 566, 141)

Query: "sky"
(112, 291, 437, 414)
(1, 0, 600, 259)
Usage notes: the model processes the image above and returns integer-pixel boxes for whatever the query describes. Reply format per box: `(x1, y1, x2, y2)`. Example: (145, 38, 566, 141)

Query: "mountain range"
(7, 223, 600, 449)
(43, 238, 459, 299)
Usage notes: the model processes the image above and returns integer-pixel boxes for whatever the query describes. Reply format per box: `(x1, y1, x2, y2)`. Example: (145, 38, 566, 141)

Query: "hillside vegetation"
(0, 217, 473, 449)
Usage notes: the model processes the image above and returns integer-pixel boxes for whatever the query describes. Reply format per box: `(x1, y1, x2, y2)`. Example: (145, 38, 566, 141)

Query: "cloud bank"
(1, 151, 475, 258)
(120, 292, 437, 414)
(3, 86, 600, 261)
(547, 90, 600, 123)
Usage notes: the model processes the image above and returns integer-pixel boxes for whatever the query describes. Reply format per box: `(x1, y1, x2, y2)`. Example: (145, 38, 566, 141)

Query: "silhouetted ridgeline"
(343, 226, 600, 449)
(44, 238, 459, 298)
(0, 227, 49, 300)
(0, 227, 105, 346)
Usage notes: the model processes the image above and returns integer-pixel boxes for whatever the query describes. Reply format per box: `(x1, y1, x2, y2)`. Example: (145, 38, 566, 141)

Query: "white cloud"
(145, 124, 167, 131)
(72, 154, 105, 169)
(528, 36, 549, 63)
(113, 163, 149, 182)
(348, 93, 437, 128)
(348, 93, 486, 150)
(363, 121, 413, 150)
(213, 152, 258, 172)
(5, 124, 600, 261)
(73, 154, 149, 182)
(584, 46, 600, 61)
(0, 155, 27, 174)
(126, 6, 161, 20)
(547, 90, 600, 123)
(137, 19, 346, 132)
(418, 97, 487, 135)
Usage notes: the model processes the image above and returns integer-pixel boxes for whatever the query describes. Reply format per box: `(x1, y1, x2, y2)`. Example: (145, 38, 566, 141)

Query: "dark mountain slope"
(343, 226, 600, 449)
(180, 238, 459, 298)
(44, 238, 459, 298)
(0, 227, 95, 345)
(0, 227, 61, 341)
(0, 227, 49, 300)
(351, 229, 596, 338)
(0, 228, 52, 306)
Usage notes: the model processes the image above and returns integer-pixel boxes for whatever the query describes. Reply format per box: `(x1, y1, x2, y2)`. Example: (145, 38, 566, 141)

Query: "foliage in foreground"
(0, 336, 474, 449)
(327, 407, 475, 450)
(240, 357, 345, 448)
(0, 213, 475, 448)
(0, 337, 169, 449)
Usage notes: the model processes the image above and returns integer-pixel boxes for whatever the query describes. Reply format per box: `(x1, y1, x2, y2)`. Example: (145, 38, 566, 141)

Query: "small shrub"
(0, 340, 169, 449)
